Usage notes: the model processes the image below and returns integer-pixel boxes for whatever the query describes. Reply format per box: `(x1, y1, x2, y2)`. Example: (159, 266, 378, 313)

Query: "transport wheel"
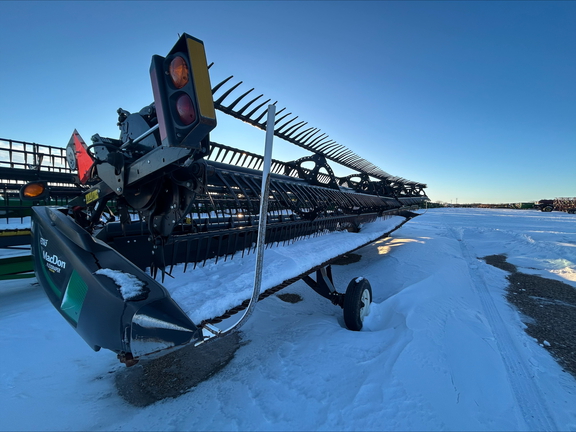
(343, 278, 372, 331)
(543, 206, 553, 212)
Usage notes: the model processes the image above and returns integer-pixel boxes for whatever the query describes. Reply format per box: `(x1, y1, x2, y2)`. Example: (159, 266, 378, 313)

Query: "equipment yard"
(1, 21, 575, 431)
(2, 208, 576, 431)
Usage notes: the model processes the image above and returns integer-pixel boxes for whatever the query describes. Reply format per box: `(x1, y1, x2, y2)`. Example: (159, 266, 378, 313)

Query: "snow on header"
(95, 268, 146, 300)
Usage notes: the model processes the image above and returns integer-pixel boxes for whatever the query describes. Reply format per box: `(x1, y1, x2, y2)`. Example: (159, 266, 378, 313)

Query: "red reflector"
(176, 94, 196, 126)
(69, 130, 94, 185)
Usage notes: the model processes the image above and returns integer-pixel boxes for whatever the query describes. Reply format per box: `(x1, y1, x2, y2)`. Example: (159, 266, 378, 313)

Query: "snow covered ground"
(1, 208, 576, 431)
(162, 215, 407, 325)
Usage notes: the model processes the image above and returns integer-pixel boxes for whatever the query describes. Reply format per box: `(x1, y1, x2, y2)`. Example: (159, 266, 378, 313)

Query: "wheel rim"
(359, 288, 371, 320)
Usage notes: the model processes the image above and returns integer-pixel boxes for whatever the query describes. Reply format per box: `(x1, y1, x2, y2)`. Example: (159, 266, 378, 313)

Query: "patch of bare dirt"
(115, 332, 241, 406)
(277, 293, 303, 303)
(482, 254, 576, 378)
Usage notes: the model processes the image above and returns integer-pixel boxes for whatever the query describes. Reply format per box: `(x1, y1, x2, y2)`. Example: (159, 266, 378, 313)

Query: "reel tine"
(332, 149, 351, 161)
(226, 87, 255, 110)
(202, 236, 211, 267)
(315, 140, 336, 153)
(308, 133, 328, 148)
(245, 99, 272, 119)
(273, 107, 287, 119)
(254, 102, 278, 124)
(274, 112, 292, 126)
(326, 145, 346, 158)
(215, 235, 223, 264)
(301, 130, 322, 145)
(338, 151, 356, 165)
(212, 75, 234, 95)
(231, 232, 239, 260)
(237, 94, 264, 115)
(282, 121, 307, 137)
(183, 240, 191, 273)
(275, 116, 298, 133)
(215, 81, 243, 105)
(169, 241, 178, 275)
(293, 127, 317, 142)
(208, 75, 418, 182)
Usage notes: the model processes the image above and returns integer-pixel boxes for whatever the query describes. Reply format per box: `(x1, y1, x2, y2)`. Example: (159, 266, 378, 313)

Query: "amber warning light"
(169, 56, 189, 89)
(22, 182, 45, 198)
(20, 181, 49, 201)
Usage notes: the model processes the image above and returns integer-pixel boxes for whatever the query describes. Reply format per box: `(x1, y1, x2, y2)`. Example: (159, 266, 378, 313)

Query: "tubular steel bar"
(196, 104, 276, 343)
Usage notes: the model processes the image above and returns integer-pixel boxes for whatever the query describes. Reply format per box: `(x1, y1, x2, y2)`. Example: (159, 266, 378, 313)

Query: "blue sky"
(0, 1, 574, 204)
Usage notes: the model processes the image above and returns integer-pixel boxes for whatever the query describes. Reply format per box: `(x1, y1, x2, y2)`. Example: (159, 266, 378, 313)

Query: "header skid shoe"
(31, 206, 202, 362)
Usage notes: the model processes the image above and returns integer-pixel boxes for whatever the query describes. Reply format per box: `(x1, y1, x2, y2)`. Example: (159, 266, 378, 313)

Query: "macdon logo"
(43, 251, 67, 271)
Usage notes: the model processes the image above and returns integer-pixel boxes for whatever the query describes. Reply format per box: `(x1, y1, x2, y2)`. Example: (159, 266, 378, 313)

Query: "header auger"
(21, 33, 429, 366)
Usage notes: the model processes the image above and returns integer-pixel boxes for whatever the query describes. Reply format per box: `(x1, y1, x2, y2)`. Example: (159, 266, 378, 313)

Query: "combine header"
(20, 34, 428, 365)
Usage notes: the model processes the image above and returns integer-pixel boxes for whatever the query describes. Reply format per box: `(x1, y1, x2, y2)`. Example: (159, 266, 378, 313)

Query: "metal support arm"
(302, 265, 344, 307)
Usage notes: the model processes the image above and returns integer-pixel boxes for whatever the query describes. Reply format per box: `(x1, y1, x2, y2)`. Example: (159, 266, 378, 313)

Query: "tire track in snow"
(449, 226, 558, 431)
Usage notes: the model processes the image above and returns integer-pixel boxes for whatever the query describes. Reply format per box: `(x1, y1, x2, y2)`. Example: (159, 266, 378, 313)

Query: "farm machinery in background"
(535, 198, 576, 213)
(10, 34, 428, 365)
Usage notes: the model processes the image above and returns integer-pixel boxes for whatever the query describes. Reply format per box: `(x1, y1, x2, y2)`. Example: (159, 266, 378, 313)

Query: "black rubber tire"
(542, 206, 553, 212)
(343, 278, 372, 331)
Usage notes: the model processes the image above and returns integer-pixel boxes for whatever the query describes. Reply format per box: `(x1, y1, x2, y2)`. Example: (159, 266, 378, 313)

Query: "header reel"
(24, 33, 429, 365)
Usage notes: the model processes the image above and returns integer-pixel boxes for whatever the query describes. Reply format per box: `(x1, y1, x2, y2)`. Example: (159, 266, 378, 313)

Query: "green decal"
(60, 270, 88, 324)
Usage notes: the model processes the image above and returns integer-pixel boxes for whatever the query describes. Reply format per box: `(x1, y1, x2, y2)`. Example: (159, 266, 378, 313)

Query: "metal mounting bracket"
(303, 265, 344, 307)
